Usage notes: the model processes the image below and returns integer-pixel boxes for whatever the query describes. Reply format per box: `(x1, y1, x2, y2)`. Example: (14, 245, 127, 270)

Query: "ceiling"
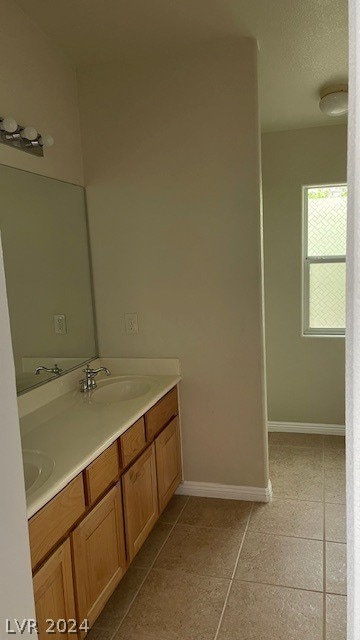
(15, 0, 348, 131)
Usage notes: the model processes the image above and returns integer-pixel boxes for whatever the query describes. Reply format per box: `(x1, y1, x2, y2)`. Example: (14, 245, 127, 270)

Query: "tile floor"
(89, 433, 347, 640)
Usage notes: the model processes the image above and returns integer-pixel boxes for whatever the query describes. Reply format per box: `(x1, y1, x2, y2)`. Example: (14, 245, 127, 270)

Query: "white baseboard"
(176, 480, 272, 503)
(268, 421, 345, 436)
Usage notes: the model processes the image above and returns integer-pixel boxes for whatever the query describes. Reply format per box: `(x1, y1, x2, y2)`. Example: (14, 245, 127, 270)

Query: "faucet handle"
(79, 365, 111, 393)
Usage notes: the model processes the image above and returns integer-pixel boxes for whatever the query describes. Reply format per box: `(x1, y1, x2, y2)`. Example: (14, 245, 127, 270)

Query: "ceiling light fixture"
(319, 84, 348, 117)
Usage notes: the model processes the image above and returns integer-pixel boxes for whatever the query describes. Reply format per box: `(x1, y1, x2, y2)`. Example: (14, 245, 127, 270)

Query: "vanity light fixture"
(0, 113, 54, 156)
(0, 116, 18, 133)
(319, 84, 348, 117)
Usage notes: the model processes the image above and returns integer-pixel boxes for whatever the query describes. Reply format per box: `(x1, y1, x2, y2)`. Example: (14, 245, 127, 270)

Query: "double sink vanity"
(0, 163, 184, 637)
(20, 359, 182, 639)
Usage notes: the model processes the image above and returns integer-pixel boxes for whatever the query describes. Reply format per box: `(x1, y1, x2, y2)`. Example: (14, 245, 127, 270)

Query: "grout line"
(163, 520, 251, 533)
(247, 529, 323, 541)
(270, 496, 326, 504)
(234, 529, 323, 542)
(213, 503, 254, 640)
(109, 496, 191, 639)
(270, 495, 324, 503)
(233, 577, 324, 594)
(269, 445, 325, 451)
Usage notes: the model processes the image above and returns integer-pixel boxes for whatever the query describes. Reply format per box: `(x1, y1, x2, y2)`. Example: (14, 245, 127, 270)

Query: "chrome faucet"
(79, 364, 111, 392)
(35, 364, 63, 376)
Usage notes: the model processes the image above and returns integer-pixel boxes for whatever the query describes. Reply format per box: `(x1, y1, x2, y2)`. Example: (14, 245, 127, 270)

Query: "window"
(303, 184, 347, 336)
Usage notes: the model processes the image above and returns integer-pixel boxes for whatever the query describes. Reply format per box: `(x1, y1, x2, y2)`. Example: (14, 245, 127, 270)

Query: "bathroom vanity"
(0, 163, 183, 637)
(21, 366, 182, 639)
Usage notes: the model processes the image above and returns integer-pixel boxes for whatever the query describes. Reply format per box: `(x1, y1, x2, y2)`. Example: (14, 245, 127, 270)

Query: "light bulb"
(39, 133, 54, 148)
(0, 116, 18, 133)
(319, 92, 348, 116)
(21, 126, 38, 141)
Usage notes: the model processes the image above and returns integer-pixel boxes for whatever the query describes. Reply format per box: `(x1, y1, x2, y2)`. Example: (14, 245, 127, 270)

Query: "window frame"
(302, 183, 347, 338)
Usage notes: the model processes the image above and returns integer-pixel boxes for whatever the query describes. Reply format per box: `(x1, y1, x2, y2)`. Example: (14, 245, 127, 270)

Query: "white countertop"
(21, 373, 181, 519)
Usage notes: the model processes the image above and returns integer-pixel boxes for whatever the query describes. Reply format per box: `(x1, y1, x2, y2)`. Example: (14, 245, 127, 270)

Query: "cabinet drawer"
(84, 442, 120, 505)
(29, 475, 85, 570)
(120, 418, 146, 467)
(145, 387, 178, 441)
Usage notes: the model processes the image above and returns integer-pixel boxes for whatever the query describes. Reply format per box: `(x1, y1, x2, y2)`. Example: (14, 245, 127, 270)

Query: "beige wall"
(78, 39, 269, 488)
(0, 0, 83, 185)
(262, 125, 347, 425)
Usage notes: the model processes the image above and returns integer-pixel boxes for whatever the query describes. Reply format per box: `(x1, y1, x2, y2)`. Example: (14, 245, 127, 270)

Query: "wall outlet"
(54, 314, 67, 335)
(125, 313, 139, 334)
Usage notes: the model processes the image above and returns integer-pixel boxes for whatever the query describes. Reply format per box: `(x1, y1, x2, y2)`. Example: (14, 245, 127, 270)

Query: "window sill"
(302, 332, 345, 338)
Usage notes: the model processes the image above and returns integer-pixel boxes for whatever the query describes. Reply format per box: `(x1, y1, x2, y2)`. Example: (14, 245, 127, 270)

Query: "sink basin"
(92, 377, 153, 404)
(22, 450, 55, 496)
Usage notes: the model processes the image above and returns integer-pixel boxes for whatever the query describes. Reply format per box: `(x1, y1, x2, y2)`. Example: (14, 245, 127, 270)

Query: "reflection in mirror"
(0, 164, 97, 394)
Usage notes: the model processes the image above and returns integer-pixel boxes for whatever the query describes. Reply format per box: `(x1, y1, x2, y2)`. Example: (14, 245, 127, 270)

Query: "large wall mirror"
(0, 164, 97, 394)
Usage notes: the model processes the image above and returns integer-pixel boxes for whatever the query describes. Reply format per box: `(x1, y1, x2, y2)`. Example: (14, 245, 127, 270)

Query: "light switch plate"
(125, 313, 139, 334)
(54, 314, 67, 335)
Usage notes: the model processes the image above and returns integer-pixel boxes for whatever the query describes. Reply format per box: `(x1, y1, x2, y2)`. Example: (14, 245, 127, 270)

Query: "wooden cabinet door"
(33, 539, 76, 640)
(72, 484, 126, 630)
(155, 416, 182, 513)
(122, 444, 158, 562)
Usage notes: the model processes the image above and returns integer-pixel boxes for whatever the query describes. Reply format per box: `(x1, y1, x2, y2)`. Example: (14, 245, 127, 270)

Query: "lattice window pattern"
(309, 262, 346, 329)
(304, 184, 347, 334)
(307, 186, 347, 257)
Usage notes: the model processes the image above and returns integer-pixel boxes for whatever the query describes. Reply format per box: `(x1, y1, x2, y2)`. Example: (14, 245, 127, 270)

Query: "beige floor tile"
(325, 448, 346, 473)
(324, 449, 346, 504)
(154, 523, 244, 578)
(324, 449, 346, 503)
(325, 473, 346, 504)
(132, 522, 173, 568)
(115, 568, 229, 640)
(326, 594, 347, 640)
(235, 532, 323, 591)
(93, 566, 148, 630)
(325, 504, 347, 543)
(270, 446, 324, 501)
(271, 470, 324, 501)
(326, 542, 347, 595)
(249, 498, 324, 540)
(269, 433, 324, 448)
(324, 436, 345, 450)
(270, 445, 324, 470)
(159, 494, 189, 524)
(217, 581, 323, 640)
(86, 628, 115, 640)
(178, 497, 251, 529)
